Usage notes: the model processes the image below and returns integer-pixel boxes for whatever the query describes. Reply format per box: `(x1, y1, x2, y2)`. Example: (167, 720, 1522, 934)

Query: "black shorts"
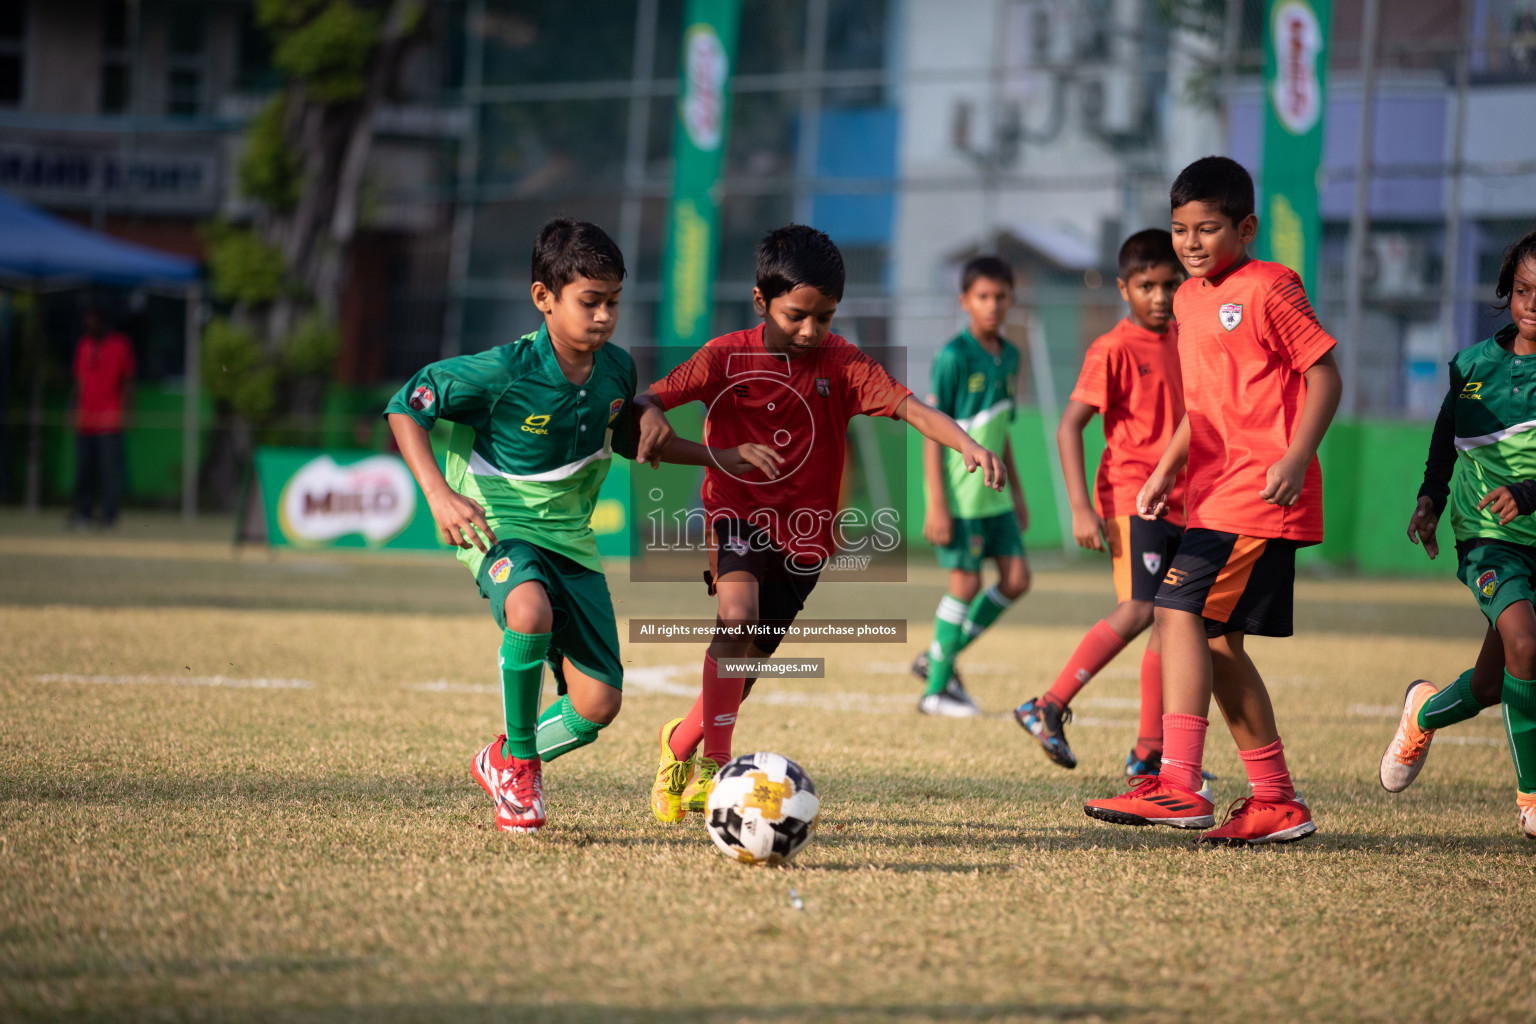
(1105, 515, 1184, 602)
(1153, 527, 1298, 638)
(706, 519, 823, 656)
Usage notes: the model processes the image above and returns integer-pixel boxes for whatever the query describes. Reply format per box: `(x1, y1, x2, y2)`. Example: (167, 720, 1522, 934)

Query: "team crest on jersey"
(408, 385, 435, 411)
(1478, 570, 1499, 597)
(608, 397, 624, 423)
(489, 557, 513, 584)
(725, 537, 749, 556)
(967, 372, 986, 393)
(969, 533, 984, 558)
(1218, 303, 1243, 331)
(815, 377, 830, 397)
(1142, 552, 1162, 575)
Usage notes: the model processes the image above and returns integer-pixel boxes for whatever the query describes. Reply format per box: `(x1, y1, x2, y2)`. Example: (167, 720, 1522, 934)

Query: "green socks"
(925, 595, 969, 697)
(1501, 671, 1536, 793)
(536, 695, 605, 762)
(956, 586, 1013, 655)
(499, 631, 550, 760)
(1418, 669, 1492, 731)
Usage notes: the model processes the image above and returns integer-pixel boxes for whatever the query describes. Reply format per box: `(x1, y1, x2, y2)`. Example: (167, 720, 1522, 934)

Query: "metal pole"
(1437, 0, 1475, 373)
(1221, 0, 1244, 142)
(616, 0, 659, 352)
(1341, 0, 1381, 418)
(440, 0, 486, 359)
(181, 285, 201, 521)
(793, 0, 830, 225)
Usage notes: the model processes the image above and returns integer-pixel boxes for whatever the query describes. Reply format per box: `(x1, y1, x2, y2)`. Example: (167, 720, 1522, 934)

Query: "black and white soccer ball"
(705, 752, 820, 866)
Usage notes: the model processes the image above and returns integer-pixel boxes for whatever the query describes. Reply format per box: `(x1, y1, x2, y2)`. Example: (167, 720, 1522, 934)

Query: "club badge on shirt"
(815, 377, 830, 398)
(408, 385, 435, 411)
(490, 557, 513, 584)
(1218, 303, 1243, 331)
(1142, 551, 1162, 575)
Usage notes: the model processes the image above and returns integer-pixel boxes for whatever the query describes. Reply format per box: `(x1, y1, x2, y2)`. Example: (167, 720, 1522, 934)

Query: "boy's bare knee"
(950, 572, 982, 602)
(573, 687, 621, 726)
(998, 561, 1030, 599)
(1116, 599, 1155, 633)
(503, 584, 553, 634)
(1504, 630, 1536, 679)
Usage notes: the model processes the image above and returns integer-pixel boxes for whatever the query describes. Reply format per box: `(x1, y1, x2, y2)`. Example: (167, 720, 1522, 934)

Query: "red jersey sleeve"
(841, 346, 912, 418)
(1069, 337, 1115, 412)
(1262, 270, 1336, 373)
(648, 345, 721, 410)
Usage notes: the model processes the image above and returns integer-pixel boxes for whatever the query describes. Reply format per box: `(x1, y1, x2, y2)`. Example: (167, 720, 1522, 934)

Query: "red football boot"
(472, 736, 546, 834)
(1083, 775, 1215, 830)
(1197, 796, 1315, 847)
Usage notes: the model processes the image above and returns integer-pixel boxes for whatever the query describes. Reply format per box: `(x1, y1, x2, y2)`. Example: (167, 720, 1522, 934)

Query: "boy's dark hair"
(1494, 226, 1536, 312)
(755, 224, 845, 303)
(1118, 229, 1180, 281)
(1169, 156, 1255, 224)
(961, 255, 1015, 293)
(531, 217, 626, 296)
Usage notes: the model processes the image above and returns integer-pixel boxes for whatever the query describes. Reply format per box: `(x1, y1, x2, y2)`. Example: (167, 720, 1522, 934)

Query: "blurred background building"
(3, 0, 1536, 512)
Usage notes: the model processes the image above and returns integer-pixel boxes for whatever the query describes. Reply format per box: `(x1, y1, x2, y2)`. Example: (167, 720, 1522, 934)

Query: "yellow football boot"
(681, 754, 721, 815)
(651, 718, 695, 823)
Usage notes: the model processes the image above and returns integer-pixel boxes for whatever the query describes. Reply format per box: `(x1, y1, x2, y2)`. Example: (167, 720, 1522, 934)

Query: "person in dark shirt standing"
(71, 308, 135, 529)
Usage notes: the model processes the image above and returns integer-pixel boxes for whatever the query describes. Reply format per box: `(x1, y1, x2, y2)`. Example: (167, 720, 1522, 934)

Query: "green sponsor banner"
(241, 446, 632, 557)
(657, 0, 742, 354)
(242, 447, 444, 550)
(1259, 0, 1332, 291)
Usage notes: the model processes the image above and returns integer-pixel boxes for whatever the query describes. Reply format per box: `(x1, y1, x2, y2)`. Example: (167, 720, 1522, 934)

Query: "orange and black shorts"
(1104, 515, 1183, 603)
(1153, 527, 1298, 638)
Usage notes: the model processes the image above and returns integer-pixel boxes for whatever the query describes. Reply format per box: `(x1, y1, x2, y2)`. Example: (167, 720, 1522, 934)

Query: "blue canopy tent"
(0, 190, 204, 517)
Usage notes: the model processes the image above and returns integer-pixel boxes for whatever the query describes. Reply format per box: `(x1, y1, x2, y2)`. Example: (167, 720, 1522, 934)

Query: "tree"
(202, 0, 425, 505)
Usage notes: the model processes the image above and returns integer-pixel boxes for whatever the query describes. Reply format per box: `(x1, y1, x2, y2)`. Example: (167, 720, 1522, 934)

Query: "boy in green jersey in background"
(1386, 226, 1536, 839)
(911, 256, 1031, 716)
(386, 218, 773, 834)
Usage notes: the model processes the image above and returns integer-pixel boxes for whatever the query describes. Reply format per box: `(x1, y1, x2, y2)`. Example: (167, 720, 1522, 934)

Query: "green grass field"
(2, 510, 1533, 1023)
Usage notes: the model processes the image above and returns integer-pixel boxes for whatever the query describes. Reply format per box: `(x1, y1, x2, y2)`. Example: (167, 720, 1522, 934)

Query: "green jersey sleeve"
(383, 350, 506, 430)
(609, 359, 640, 461)
(929, 346, 961, 417)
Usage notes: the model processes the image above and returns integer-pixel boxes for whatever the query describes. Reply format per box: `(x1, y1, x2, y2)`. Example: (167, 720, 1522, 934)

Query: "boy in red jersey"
(1015, 230, 1186, 775)
(643, 224, 1007, 822)
(1084, 156, 1342, 845)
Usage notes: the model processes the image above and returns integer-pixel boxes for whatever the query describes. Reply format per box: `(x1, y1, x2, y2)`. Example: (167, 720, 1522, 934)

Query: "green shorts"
(1457, 539, 1536, 628)
(936, 510, 1026, 572)
(474, 538, 623, 690)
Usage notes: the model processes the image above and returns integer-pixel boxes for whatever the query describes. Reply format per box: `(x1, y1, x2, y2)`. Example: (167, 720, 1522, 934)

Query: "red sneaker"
(1083, 775, 1215, 830)
(472, 736, 546, 833)
(1197, 796, 1315, 847)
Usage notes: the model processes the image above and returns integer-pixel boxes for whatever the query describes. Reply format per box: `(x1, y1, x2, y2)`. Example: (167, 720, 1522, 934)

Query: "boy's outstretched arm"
(1057, 399, 1100, 549)
(387, 413, 496, 552)
(922, 434, 952, 547)
(1408, 400, 1455, 559)
(896, 396, 1005, 491)
(1260, 350, 1342, 506)
(1137, 414, 1189, 521)
(1003, 437, 1029, 533)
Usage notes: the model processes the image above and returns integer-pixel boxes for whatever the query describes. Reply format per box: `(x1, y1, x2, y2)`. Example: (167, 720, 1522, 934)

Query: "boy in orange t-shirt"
(1015, 230, 1186, 775)
(1084, 156, 1342, 846)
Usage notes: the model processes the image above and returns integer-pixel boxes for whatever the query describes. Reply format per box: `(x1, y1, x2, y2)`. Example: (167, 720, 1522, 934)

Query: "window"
(100, 0, 131, 114)
(164, 1, 204, 116)
(0, 2, 25, 108)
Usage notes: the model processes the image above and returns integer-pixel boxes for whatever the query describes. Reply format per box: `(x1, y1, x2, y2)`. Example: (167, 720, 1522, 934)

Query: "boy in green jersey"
(1386, 227, 1536, 839)
(386, 218, 774, 834)
(911, 256, 1031, 716)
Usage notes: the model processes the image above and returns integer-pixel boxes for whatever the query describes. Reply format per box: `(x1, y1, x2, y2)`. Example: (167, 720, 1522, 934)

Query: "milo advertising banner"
(1259, 0, 1332, 290)
(239, 448, 442, 550)
(239, 447, 632, 556)
(657, 0, 743, 356)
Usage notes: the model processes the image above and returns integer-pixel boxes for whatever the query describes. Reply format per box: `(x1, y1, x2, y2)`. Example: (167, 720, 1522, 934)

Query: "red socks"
(1160, 713, 1208, 794)
(1134, 649, 1163, 759)
(668, 697, 704, 761)
(1239, 738, 1296, 802)
(1044, 619, 1127, 708)
(700, 653, 744, 766)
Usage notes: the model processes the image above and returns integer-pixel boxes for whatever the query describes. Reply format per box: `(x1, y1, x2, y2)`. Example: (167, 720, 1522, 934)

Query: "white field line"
(29, 673, 312, 690)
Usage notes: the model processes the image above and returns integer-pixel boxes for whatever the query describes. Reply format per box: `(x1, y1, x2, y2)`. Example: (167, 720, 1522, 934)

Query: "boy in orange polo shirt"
(1084, 156, 1342, 846)
(1015, 230, 1185, 775)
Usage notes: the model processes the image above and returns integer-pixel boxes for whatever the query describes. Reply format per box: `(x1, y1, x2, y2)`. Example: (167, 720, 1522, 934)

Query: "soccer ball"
(704, 752, 820, 866)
